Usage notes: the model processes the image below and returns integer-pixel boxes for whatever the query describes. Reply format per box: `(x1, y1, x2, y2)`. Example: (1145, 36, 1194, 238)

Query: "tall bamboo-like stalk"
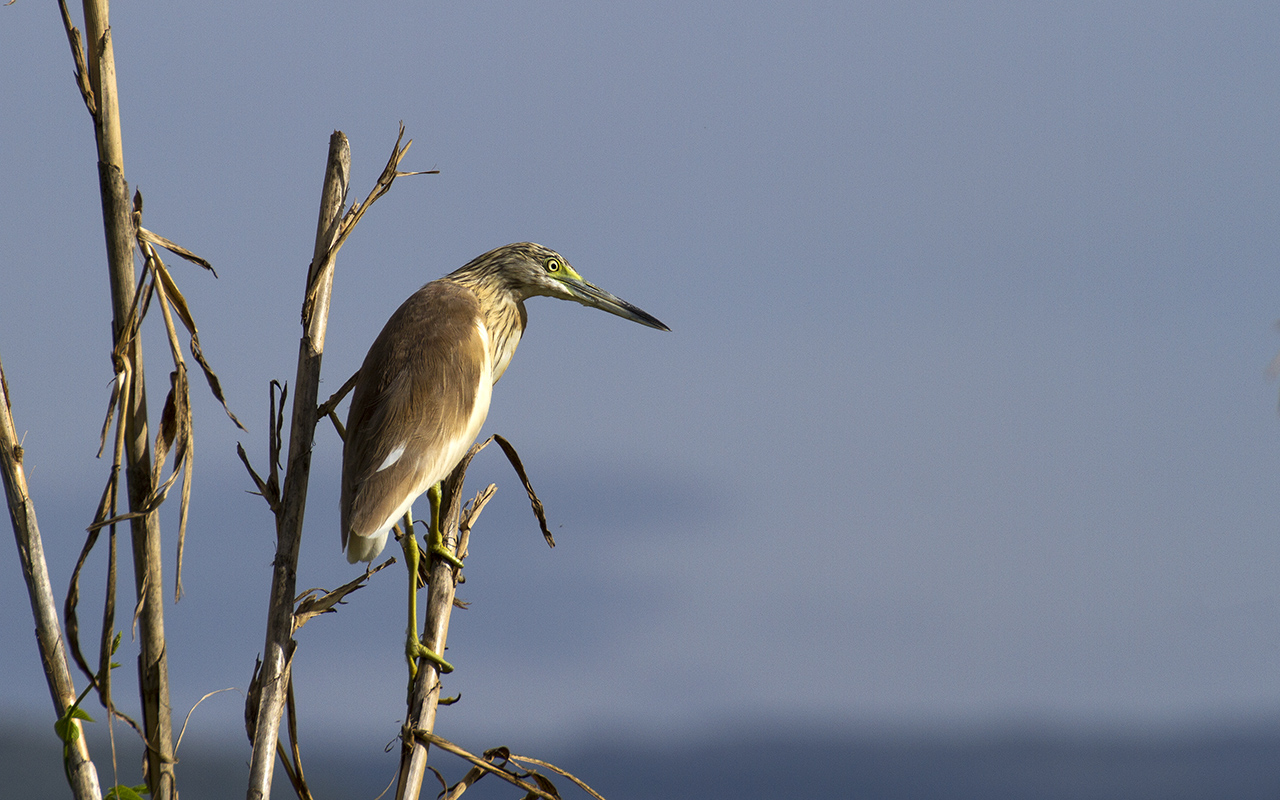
(78, 1, 176, 796)
(245, 132, 350, 800)
(244, 127, 424, 799)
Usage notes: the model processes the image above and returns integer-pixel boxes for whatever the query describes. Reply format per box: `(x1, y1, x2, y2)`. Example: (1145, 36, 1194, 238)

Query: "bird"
(340, 242, 668, 675)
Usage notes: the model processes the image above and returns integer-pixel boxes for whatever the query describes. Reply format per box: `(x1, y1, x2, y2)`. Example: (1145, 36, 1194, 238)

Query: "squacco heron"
(341, 242, 667, 674)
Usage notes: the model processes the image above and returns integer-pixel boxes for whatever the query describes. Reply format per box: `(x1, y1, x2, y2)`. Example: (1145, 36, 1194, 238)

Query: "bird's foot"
(406, 631, 454, 677)
(427, 540, 465, 570)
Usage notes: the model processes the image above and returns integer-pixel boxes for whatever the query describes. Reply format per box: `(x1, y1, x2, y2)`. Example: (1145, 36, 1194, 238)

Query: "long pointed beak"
(564, 277, 670, 331)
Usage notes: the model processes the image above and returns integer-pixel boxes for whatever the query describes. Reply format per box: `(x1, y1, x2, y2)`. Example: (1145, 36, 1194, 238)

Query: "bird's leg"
(399, 512, 454, 676)
(426, 482, 465, 569)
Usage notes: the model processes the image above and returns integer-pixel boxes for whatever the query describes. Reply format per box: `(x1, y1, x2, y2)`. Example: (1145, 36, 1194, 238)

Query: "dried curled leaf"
(96, 362, 124, 458)
(237, 442, 279, 513)
(443, 435, 554, 549)
(151, 257, 198, 335)
(151, 368, 185, 488)
(191, 333, 245, 430)
(57, 0, 95, 115)
(492, 434, 554, 547)
(292, 558, 394, 631)
(137, 225, 216, 276)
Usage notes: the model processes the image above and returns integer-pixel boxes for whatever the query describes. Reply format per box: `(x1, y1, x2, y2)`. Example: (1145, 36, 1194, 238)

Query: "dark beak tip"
(636, 311, 669, 332)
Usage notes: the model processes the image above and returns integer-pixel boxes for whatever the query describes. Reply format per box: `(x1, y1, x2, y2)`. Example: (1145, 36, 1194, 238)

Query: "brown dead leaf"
(292, 558, 394, 631)
(137, 225, 216, 276)
(492, 435, 554, 548)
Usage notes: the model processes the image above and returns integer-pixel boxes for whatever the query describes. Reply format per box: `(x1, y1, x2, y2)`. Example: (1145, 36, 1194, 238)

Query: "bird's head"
(450, 242, 670, 331)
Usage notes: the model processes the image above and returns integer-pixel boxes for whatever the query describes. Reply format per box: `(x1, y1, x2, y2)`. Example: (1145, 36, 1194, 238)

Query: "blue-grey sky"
(3, 0, 1280, 759)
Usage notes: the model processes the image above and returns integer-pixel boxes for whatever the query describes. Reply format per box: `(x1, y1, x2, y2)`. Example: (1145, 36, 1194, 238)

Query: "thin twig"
(283, 677, 314, 800)
(508, 753, 608, 800)
(316, 370, 359, 420)
(410, 731, 560, 800)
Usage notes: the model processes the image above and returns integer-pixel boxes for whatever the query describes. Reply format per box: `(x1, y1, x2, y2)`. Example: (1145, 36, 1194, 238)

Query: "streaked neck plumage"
(443, 273, 527, 384)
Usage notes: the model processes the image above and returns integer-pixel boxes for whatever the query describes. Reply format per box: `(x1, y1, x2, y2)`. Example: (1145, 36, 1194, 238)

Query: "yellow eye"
(546, 258, 561, 273)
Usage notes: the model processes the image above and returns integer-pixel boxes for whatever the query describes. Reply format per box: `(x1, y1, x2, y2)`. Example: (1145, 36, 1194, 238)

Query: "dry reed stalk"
(246, 126, 428, 800)
(0, 356, 104, 800)
(244, 131, 351, 800)
(394, 434, 555, 800)
(73, 0, 176, 794)
(394, 462, 472, 800)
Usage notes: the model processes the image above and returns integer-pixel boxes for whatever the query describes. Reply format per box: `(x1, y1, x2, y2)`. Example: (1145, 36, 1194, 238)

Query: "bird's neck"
(481, 293, 526, 383)
(442, 273, 527, 383)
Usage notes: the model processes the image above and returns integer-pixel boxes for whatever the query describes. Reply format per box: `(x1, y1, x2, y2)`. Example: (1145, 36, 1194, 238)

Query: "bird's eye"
(546, 258, 561, 273)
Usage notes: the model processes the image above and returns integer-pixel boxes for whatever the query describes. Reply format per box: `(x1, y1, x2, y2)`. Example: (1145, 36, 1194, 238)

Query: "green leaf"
(53, 716, 80, 743)
(105, 783, 150, 800)
(53, 704, 94, 743)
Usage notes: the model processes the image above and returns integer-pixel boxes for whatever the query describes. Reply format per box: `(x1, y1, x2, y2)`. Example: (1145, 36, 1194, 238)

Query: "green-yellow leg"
(399, 513, 454, 677)
(426, 483, 465, 569)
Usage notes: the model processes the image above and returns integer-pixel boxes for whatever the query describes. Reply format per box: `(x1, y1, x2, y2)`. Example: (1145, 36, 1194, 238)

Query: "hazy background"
(4, 1, 1280, 795)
